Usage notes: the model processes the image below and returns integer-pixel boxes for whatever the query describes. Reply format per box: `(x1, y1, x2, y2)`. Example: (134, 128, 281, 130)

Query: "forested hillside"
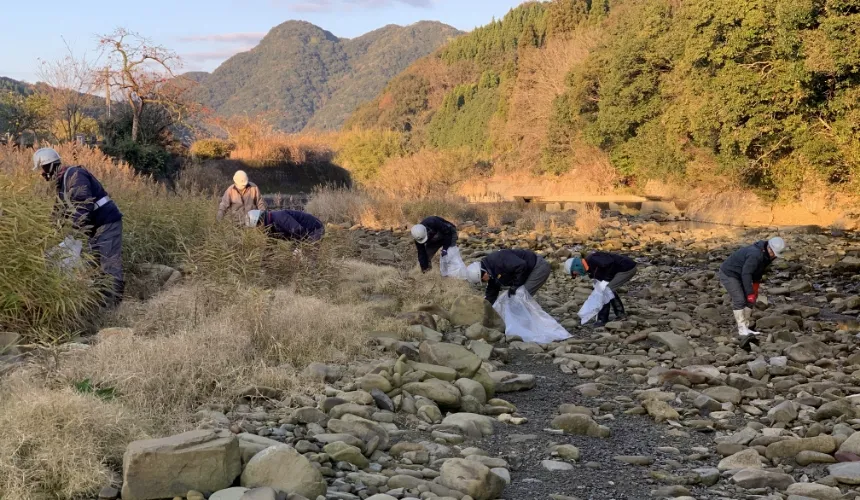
(348, 0, 860, 196)
(192, 21, 461, 132)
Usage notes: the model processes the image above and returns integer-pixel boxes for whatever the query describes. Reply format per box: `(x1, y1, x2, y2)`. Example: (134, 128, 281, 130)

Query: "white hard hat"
(768, 237, 786, 257)
(233, 170, 249, 189)
(411, 224, 428, 244)
(247, 210, 262, 227)
(33, 147, 61, 170)
(466, 262, 483, 284)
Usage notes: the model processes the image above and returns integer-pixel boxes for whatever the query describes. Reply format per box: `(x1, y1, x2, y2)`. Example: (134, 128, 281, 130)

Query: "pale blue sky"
(2, 0, 528, 83)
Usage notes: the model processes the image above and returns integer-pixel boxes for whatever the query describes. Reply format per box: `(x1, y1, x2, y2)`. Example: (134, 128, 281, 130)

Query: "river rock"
(419, 341, 482, 378)
(240, 446, 325, 498)
(796, 451, 838, 466)
(455, 378, 488, 403)
(442, 413, 495, 438)
(407, 361, 457, 381)
(643, 399, 680, 422)
(438, 458, 506, 500)
(731, 469, 795, 490)
(489, 371, 535, 392)
(718, 448, 763, 471)
(828, 462, 860, 484)
(122, 430, 241, 500)
(785, 482, 843, 500)
(449, 295, 505, 330)
(704, 386, 742, 405)
(402, 379, 461, 408)
(551, 414, 611, 438)
(765, 435, 836, 459)
(648, 331, 693, 356)
(327, 417, 390, 449)
(324, 441, 369, 468)
(785, 340, 831, 364)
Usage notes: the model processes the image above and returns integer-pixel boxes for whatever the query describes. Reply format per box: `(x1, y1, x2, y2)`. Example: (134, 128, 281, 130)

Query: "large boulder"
(441, 413, 495, 438)
(439, 458, 506, 500)
(122, 430, 241, 500)
(324, 441, 369, 468)
(455, 378, 488, 404)
(327, 416, 390, 450)
(731, 469, 794, 490)
(402, 379, 461, 409)
(718, 449, 763, 471)
(765, 435, 836, 459)
(647, 331, 693, 356)
(449, 295, 504, 330)
(240, 446, 326, 498)
(643, 399, 680, 423)
(785, 340, 831, 364)
(419, 341, 482, 378)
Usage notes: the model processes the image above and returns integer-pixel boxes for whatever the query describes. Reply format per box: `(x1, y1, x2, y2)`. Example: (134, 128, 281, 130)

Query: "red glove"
(747, 294, 757, 304)
(752, 283, 760, 295)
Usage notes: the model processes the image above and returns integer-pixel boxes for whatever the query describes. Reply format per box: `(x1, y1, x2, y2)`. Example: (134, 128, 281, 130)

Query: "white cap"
(233, 170, 249, 189)
(33, 147, 61, 170)
(411, 224, 428, 244)
(247, 210, 262, 227)
(768, 237, 786, 257)
(466, 262, 483, 284)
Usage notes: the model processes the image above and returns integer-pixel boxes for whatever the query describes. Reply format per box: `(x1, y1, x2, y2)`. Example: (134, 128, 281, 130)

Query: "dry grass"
(0, 383, 144, 500)
(501, 31, 598, 167)
(368, 148, 476, 199)
(574, 203, 603, 236)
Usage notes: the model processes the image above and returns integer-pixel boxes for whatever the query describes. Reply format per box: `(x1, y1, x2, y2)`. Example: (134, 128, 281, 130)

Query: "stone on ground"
(551, 413, 611, 438)
(240, 446, 326, 498)
(438, 458, 506, 500)
(419, 341, 482, 378)
(122, 430, 241, 500)
(449, 295, 505, 330)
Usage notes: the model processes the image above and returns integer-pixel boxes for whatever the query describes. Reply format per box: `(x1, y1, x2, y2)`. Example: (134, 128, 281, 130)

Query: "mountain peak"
(193, 20, 459, 132)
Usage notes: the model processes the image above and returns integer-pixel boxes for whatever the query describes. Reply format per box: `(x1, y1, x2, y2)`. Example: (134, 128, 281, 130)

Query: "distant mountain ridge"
(190, 20, 461, 132)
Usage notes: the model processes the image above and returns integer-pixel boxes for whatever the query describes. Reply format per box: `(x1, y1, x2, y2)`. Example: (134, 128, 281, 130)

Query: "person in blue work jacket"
(33, 147, 124, 305)
(246, 209, 325, 241)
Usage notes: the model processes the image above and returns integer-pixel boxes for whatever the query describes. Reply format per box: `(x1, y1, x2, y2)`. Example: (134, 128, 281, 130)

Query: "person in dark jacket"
(466, 249, 551, 304)
(565, 252, 638, 326)
(411, 216, 457, 273)
(217, 170, 266, 223)
(33, 147, 124, 305)
(247, 209, 324, 242)
(719, 237, 786, 338)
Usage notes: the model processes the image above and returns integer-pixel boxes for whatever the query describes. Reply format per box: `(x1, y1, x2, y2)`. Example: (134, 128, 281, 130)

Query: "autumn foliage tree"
(37, 42, 100, 143)
(98, 28, 184, 143)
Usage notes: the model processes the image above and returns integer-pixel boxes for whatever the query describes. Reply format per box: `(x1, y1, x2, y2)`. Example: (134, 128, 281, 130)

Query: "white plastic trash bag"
(493, 288, 570, 344)
(578, 280, 615, 325)
(440, 246, 468, 279)
(47, 236, 85, 272)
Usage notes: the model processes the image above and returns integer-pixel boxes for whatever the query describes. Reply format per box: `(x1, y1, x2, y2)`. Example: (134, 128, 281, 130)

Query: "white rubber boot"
(734, 309, 753, 337)
(743, 307, 761, 336)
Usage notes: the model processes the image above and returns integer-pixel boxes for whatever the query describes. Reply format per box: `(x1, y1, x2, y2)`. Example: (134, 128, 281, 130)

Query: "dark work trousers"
(719, 270, 747, 310)
(523, 256, 551, 297)
(90, 220, 124, 304)
(607, 266, 637, 292)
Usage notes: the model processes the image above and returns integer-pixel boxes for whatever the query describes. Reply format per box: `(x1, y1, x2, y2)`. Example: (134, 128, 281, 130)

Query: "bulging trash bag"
(493, 288, 570, 344)
(47, 236, 85, 272)
(578, 280, 615, 325)
(440, 246, 468, 280)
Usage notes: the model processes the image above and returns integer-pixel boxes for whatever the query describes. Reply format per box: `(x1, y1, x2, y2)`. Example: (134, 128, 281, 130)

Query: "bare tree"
(98, 28, 183, 142)
(37, 40, 100, 143)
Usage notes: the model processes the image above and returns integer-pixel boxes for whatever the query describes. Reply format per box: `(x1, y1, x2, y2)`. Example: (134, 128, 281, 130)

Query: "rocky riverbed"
(114, 215, 860, 500)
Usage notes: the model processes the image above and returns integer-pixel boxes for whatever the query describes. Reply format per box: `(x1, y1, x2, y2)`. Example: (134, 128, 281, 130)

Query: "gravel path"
(478, 351, 720, 500)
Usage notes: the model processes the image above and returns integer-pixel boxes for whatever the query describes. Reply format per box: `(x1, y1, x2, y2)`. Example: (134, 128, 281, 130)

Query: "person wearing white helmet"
(217, 170, 266, 224)
(33, 147, 124, 305)
(564, 251, 637, 327)
(247, 209, 324, 242)
(466, 249, 551, 304)
(411, 216, 457, 273)
(719, 237, 787, 344)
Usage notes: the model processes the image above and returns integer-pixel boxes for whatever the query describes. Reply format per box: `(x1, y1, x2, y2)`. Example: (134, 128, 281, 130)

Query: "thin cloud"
(182, 46, 256, 63)
(286, 0, 433, 13)
(178, 33, 266, 44)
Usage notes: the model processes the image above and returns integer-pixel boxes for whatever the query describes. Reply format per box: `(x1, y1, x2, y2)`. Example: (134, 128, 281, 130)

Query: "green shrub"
(190, 138, 234, 161)
(101, 139, 171, 178)
(336, 129, 405, 181)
